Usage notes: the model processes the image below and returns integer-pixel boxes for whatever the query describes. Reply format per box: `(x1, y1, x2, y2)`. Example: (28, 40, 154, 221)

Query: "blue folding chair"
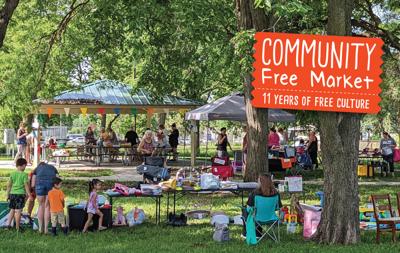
(253, 195, 280, 243)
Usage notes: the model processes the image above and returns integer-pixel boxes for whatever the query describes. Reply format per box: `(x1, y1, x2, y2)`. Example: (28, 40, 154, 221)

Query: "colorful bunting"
(113, 108, 121, 115)
(130, 108, 137, 115)
(147, 108, 154, 115)
(64, 108, 70, 116)
(47, 108, 53, 118)
(80, 107, 88, 117)
(98, 108, 105, 115)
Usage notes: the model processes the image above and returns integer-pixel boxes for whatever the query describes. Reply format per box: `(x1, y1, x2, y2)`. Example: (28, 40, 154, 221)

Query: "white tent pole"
(206, 120, 209, 165)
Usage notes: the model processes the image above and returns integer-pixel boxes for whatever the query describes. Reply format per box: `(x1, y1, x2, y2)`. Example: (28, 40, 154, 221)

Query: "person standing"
(306, 131, 318, 170)
(217, 127, 232, 158)
(6, 158, 30, 232)
(380, 131, 397, 177)
(125, 127, 139, 147)
(31, 162, 58, 234)
(48, 177, 68, 236)
(169, 123, 179, 161)
(277, 127, 288, 146)
(14, 122, 28, 164)
(268, 127, 280, 149)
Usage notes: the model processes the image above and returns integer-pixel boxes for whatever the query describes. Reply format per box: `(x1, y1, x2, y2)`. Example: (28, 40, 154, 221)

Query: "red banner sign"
(252, 32, 384, 114)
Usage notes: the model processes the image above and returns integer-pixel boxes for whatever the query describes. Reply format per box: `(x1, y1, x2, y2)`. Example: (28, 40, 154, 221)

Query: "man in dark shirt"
(125, 127, 139, 147)
(169, 123, 179, 161)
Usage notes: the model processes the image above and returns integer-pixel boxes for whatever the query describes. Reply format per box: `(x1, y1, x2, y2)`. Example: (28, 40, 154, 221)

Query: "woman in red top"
(268, 127, 280, 149)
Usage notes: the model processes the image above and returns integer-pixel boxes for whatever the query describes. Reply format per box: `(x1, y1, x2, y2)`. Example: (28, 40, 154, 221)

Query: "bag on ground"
(125, 207, 145, 227)
(213, 223, 230, 242)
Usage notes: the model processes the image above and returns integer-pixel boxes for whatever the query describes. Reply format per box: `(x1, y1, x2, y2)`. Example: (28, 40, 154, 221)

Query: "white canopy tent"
(185, 93, 296, 165)
(185, 93, 295, 122)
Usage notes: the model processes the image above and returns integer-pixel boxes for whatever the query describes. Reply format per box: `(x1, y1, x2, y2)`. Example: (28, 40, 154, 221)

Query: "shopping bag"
(394, 149, 400, 163)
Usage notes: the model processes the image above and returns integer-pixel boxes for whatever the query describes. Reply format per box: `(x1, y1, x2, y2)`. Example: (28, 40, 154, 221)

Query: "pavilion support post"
(134, 114, 137, 130)
(158, 113, 166, 126)
(101, 114, 106, 129)
(190, 120, 199, 167)
(146, 113, 152, 128)
(33, 115, 40, 168)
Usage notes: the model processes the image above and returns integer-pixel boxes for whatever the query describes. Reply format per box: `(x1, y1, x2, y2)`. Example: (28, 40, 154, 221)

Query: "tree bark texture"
(236, 0, 269, 181)
(0, 0, 19, 48)
(314, 0, 360, 244)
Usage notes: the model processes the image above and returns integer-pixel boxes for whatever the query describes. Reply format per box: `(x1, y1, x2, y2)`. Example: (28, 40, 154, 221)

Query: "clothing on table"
(268, 133, 280, 147)
(51, 212, 66, 227)
(48, 188, 65, 213)
(33, 163, 58, 196)
(125, 130, 139, 146)
(8, 194, 25, 210)
(307, 138, 318, 168)
(169, 129, 179, 148)
(87, 191, 99, 214)
(9, 171, 28, 195)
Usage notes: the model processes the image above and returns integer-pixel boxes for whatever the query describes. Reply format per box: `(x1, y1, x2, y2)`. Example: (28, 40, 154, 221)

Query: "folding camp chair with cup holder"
(371, 194, 400, 243)
(242, 195, 280, 243)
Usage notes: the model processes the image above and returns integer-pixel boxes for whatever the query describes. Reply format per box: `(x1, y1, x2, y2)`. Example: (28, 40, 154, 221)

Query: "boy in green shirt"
(6, 158, 30, 232)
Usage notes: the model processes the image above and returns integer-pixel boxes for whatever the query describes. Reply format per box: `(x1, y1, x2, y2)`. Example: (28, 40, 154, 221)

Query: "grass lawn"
(1, 180, 400, 252)
(0, 169, 114, 178)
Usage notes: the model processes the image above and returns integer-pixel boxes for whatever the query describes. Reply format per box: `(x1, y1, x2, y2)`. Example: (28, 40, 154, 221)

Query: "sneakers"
(98, 226, 107, 231)
(51, 227, 57, 236)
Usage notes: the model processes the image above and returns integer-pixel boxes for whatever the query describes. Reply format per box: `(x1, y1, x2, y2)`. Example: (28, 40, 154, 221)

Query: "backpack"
(213, 223, 230, 242)
(167, 213, 187, 227)
(144, 156, 164, 167)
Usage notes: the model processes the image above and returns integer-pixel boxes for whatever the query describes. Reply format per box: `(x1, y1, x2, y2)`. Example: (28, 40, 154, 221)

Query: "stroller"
(136, 156, 170, 183)
(293, 151, 313, 174)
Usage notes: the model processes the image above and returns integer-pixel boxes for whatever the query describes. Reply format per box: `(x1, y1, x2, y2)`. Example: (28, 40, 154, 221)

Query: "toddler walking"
(48, 177, 68, 236)
(82, 179, 107, 232)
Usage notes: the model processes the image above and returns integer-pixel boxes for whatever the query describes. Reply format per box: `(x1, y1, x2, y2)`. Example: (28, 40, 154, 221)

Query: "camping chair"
(243, 195, 280, 243)
(371, 194, 400, 243)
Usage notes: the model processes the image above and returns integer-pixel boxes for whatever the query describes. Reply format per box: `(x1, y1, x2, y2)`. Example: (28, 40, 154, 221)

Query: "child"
(82, 179, 107, 232)
(6, 158, 30, 232)
(47, 177, 67, 236)
(296, 139, 305, 155)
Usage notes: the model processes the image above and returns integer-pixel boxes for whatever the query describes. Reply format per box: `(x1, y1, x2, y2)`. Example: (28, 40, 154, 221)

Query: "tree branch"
(0, 0, 20, 48)
(351, 18, 400, 52)
(36, 0, 90, 87)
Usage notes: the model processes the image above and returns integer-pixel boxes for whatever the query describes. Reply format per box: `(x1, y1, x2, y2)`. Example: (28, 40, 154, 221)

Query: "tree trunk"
(101, 114, 107, 129)
(236, 0, 270, 181)
(314, 0, 360, 244)
(0, 0, 19, 48)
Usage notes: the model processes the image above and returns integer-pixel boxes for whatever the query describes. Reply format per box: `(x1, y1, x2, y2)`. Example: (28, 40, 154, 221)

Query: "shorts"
(35, 181, 53, 196)
(51, 212, 66, 226)
(9, 194, 26, 210)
